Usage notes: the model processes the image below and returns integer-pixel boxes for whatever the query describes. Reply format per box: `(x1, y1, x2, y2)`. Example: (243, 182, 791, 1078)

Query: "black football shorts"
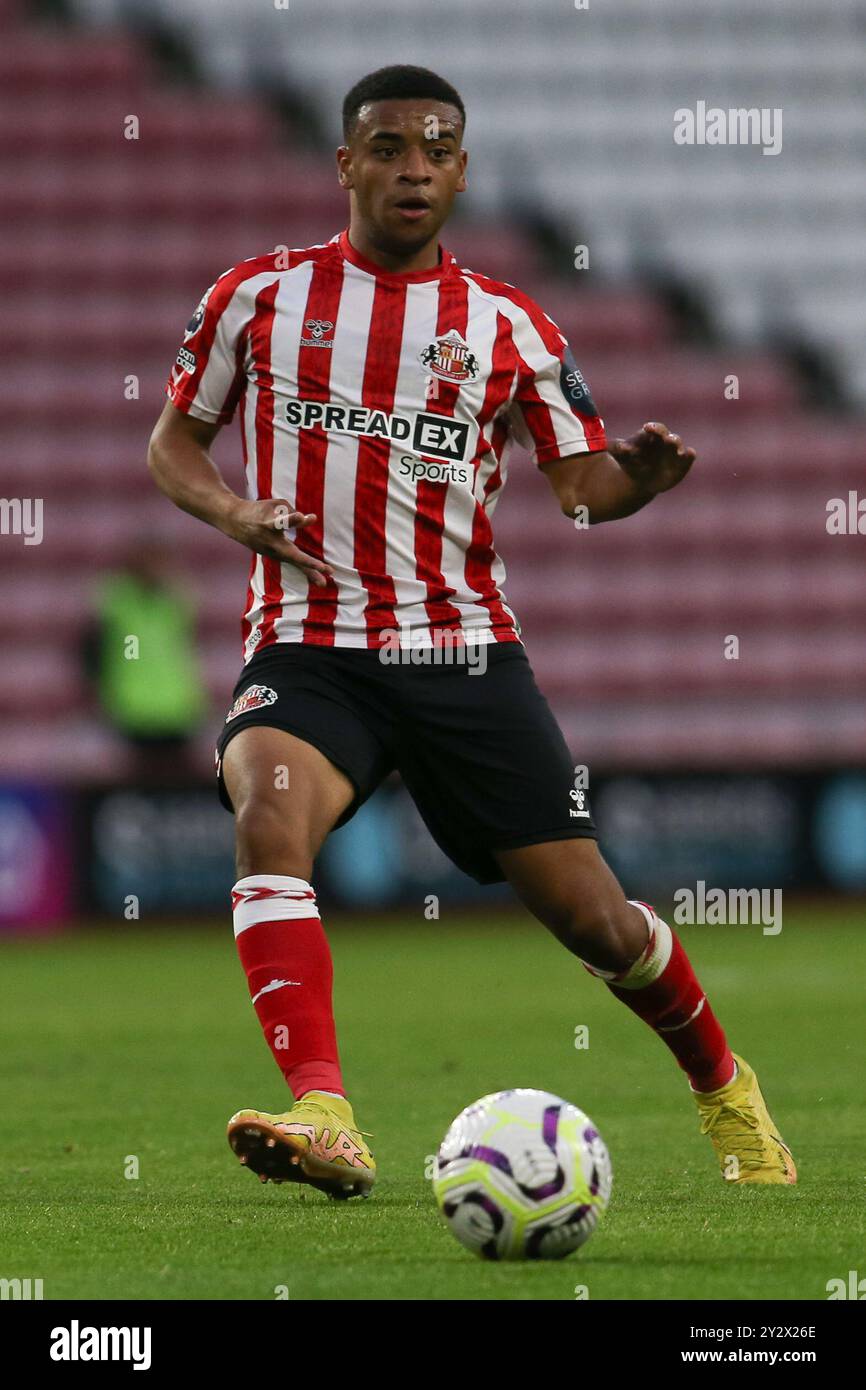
(214, 641, 597, 885)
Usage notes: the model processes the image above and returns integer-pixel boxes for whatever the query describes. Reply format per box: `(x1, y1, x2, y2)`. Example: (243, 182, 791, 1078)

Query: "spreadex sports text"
(284, 398, 470, 463)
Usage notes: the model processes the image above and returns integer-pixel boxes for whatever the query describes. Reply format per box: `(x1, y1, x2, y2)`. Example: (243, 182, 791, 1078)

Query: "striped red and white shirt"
(166, 230, 606, 655)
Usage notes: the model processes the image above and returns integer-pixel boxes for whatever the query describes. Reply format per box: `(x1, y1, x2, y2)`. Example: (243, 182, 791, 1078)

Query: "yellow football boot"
(227, 1091, 375, 1200)
(693, 1053, 797, 1184)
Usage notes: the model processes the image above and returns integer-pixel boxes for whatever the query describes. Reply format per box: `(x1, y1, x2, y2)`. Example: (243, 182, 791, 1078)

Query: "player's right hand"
(223, 498, 334, 588)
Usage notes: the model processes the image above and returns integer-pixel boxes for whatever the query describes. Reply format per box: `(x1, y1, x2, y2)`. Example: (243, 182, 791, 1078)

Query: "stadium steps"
(0, 9, 862, 772)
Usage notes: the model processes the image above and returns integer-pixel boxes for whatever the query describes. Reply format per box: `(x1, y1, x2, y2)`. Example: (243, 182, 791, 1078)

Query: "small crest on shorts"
(225, 684, 278, 723)
(419, 329, 480, 383)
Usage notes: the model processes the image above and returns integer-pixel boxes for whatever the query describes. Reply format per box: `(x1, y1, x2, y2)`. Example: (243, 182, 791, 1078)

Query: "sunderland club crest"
(419, 329, 480, 384)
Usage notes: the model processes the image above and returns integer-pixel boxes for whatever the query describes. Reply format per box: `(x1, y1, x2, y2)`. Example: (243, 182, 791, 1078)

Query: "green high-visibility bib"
(97, 574, 207, 735)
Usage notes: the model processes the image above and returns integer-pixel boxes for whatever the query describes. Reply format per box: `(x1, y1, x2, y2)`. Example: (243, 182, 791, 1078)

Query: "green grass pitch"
(1, 904, 863, 1301)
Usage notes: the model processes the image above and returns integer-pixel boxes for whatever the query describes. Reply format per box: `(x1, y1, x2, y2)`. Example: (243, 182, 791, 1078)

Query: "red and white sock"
(584, 900, 736, 1093)
(231, 874, 344, 1101)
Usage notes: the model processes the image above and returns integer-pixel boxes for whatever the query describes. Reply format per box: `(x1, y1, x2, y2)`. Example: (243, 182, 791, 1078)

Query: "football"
(432, 1088, 613, 1260)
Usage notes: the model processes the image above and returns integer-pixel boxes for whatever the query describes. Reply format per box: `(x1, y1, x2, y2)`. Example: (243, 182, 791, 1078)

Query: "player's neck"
(345, 222, 442, 274)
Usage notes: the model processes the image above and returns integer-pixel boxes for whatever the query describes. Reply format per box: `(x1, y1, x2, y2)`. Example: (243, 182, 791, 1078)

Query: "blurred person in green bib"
(83, 541, 208, 779)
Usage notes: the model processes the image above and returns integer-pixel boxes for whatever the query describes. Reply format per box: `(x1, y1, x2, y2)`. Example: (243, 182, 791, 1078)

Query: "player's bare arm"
(147, 400, 333, 587)
(542, 421, 697, 523)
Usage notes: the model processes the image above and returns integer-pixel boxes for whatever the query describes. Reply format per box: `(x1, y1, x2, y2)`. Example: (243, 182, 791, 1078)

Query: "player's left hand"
(610, 422, 696, 496)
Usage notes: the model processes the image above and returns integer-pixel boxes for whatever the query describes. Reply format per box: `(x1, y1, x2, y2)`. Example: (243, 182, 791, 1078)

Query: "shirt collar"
(333, 229, 455, 283)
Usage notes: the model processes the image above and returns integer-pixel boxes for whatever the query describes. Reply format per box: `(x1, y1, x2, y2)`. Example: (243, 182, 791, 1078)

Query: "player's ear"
(336, 146, 354, 190)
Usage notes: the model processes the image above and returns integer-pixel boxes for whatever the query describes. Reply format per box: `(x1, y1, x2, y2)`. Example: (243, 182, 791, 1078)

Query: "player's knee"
(233, 798, 313, 881)
(540, 893, 636, 971)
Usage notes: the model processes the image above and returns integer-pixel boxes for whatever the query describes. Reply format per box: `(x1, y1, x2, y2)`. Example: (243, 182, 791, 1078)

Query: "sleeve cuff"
(534, 435, 608, 466)
(165, 384, 233, 425)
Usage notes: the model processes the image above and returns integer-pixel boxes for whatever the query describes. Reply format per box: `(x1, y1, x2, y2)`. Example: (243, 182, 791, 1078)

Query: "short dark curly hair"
(342, 65, 466, 141)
